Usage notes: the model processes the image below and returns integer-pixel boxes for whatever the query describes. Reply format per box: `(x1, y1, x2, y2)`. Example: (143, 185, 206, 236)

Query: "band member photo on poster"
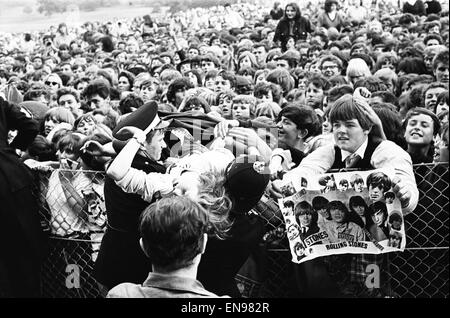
(278, 169, 406, 264)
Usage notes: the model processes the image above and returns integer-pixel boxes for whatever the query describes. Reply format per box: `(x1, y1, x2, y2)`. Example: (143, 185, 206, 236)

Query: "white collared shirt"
(341, 137, 368, 163)
(284, 139, 419, 215)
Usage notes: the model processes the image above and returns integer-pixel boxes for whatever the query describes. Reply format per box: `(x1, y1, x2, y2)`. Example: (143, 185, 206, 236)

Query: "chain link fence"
(32, 168, 106, 298)
(33, 163, 449, 298)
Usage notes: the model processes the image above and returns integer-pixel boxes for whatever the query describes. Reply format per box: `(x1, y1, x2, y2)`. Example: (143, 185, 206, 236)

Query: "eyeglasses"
(45, 81, 59, 86)
(321, 64, 338, 70)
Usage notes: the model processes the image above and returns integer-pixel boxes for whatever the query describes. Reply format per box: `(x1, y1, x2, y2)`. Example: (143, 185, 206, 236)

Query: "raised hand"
(213, 119, 240, 139)
(81, 140, 105, 156)
(116, 126, 146, 142)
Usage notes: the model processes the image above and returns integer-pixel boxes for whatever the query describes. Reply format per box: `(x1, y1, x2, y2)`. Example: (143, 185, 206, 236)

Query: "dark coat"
(93, 155, 165, 290)
(0, 97, 46, 297)
(273, 17, 313, 51)
(197, 213, 266, 297)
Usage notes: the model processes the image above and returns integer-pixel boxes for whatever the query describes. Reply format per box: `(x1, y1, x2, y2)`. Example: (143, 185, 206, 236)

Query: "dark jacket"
(93, 155, 166, 290)
(273, 17, 313, 51)
(0, 97, 46, 297)
(198, 212, 266, 297)
(270, 7, 284, 20)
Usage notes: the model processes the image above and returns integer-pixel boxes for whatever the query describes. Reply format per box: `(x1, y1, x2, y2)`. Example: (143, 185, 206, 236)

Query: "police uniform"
(93, 101, 168, 290)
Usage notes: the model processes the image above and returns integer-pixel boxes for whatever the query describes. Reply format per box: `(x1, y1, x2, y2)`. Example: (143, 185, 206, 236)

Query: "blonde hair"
(346, 58, 372, 79)
(197, 171, 232, 240)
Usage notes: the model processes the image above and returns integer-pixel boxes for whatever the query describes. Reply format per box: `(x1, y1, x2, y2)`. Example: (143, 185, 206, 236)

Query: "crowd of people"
(0, 0, 448, 298)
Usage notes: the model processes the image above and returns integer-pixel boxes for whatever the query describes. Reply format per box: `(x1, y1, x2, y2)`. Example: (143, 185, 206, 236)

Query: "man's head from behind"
(139, 196, 208, 272)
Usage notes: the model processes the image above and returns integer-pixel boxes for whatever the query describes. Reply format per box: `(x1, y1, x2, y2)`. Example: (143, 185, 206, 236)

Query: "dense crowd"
(0, 0, 448, 298)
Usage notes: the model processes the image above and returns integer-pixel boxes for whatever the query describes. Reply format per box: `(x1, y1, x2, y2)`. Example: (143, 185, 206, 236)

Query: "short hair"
(284, 200, 295, 209)
(403, 107, 441, 136)
(255, 101, 281, 120)
(83, 79, 110, 99)
(346, 58, 371, 79)
(56, 131, 85, 158)
(118, 93, 144, 115)
(328, 75, 348, 87)
(45, 73, 63, 86)
(254, 81, 283, 104)
(423, 82, 448, 109)
(166, 78, 193, 104)
(56, 87, 80, 103)
(369, 201, 388, 219)
(218, 70, 237, 87)
(320, 54, 343, 70)
(184, 95, 211, 113)
(370, 91, 398, 106)
(349, 195, 368, 209)
(366, 171, 392, 192)
(139, 196, 208, 271)
(388, 211, 402, 224)
(216, 89, 236, 104)
(437, 91, 449, 112)
(312, 196, 329, 211)
(350, 174, 364, 186)
(204, 69, 220, 81)
(374, 68, 398, 86)
(238, 66, 257, 79)
(159, 69, 182, 83)
(266, 68, 295, 95)
(339, 179, 349, 187)
(139, 78, 160, 90)
(397, 57, 428, 75)
(354, 76, 388, 93)
(295, 201, 317, 224)
(327, 85, 354, 104)
(324, 0, 338, 13)
(96, 69, 115, 87)
(318, 175, 334, 186)
(43, 107, 75, 125)
(232, 94, 257, 115)
(308, 74, 332, 92)
(72, 77, 91, 90)
(327, 201, 349, 221)
(277, 105, 321, 139)
(329, 95, 373, 131)
(423, 34, 443, 46)
(118, 70, 135, 88)
(185, 69, 203, 86)
(371, 104, 406, 149)
(432, 49, 449, 71)
(350, 43, 369, 56)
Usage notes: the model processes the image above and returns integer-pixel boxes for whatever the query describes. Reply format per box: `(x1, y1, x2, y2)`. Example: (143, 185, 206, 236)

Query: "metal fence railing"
(33, 163, 449, 298)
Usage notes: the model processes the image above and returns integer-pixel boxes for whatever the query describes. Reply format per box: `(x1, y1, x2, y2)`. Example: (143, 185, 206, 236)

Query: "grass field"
(0, 4, 158, 33)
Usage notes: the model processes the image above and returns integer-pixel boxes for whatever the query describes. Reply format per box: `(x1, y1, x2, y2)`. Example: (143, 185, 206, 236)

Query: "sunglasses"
(45, 81, 59, 86)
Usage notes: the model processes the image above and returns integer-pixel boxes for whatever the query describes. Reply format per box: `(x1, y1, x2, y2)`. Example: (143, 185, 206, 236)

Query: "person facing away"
(107, 196, 227, 298)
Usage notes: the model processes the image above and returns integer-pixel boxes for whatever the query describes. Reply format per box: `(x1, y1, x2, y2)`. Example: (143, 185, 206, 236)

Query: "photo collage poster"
(278, 169, 406, 264)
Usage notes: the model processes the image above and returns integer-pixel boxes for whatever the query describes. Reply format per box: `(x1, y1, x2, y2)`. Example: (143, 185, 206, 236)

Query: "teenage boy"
(274, 94, 418, 215)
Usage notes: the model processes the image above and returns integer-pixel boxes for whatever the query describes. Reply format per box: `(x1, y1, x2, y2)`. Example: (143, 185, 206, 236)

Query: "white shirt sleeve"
(283, 144, 336, 187)
(371, 140, 419, 215)
(115, 168, 174, 202)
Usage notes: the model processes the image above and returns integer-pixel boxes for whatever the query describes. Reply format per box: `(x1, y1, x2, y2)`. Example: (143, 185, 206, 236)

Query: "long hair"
(282, 2, 302, 21)
(196, 171, 233, 240)
(348, 195, 373, 229)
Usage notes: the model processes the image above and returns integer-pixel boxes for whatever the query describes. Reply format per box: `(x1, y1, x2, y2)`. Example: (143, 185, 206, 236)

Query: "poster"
(279, 169, 406, 264)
